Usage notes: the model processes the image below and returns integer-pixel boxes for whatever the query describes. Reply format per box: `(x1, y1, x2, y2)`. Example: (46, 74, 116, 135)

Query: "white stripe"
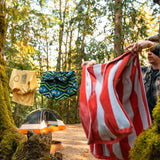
(113, 142, 123, 160)
(93, 64, 117, 140)
(93, 144, 96, 155)
(85, 68, 93, 143)
(86, 70, 92, 102)
(134, 61, 150, 130)
(121, 57, 137, 147)
(108, 60, 131, 129)
(102, 144, 110, 157)
(93, 144, 111, 157)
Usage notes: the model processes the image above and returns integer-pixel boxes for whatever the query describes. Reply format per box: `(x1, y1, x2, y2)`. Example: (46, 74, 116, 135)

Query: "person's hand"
(124, 40, 155, 54)
(81, 60, 96, 68)
(125, 42, 142, 53)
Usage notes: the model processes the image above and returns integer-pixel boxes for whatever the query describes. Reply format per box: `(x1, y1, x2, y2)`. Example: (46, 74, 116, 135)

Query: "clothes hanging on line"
(9, 69, 38, 106)
(79, 51, 151, 160)
(39, 70, 78, 100)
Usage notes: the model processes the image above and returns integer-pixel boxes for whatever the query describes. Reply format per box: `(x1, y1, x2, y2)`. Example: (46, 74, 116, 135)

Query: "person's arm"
(125, 40, 155, 53)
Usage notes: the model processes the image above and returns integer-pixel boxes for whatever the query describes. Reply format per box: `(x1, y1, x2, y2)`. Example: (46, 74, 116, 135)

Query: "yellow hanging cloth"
(9, 69, 38, 106)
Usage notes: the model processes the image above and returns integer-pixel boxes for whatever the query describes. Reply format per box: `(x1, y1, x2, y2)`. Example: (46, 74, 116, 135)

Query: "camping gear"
(19, 109, 66, 134)
(79, 51, 151, 159)
(39, 70, 78, 100)
(9, 69, 38, 106)
(50, 140, 62, 155)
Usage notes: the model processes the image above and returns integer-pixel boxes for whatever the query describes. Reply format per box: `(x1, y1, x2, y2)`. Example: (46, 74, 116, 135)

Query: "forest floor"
(52, 123, 100, 160)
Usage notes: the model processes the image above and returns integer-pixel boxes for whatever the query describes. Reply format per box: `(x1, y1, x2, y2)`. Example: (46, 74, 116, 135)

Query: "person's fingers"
(133, 43, 143, 53)
(81, 61, 92, 68)
(138, 45, 142, 52)
(132, 43, 138, 52)
(125, 42, 142, 52)
(81, 61, 88, 68)
(137, 43, 142, 52)
(81, 60, 96, 68)
(90, 60, 96, 66)
(124, 44, 134, 50)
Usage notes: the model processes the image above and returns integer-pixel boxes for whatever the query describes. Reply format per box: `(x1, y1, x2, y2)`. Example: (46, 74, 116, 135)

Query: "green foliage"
(152, 97, 160, 128)
(1, 0, 160, 158)
(47, 95, 80, 124)
(129, 97, 160, 160)
(85, 39, 112, 63)
(4, 0, 159, 127)
(106, 0, 157, 48)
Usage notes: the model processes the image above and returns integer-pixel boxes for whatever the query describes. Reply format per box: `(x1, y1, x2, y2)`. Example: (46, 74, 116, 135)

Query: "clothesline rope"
(144, 42, 160, 51)
(5, 65, 82, 73)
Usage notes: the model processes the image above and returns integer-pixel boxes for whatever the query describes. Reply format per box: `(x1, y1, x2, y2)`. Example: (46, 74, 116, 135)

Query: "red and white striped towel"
(79, 51, 151, 160)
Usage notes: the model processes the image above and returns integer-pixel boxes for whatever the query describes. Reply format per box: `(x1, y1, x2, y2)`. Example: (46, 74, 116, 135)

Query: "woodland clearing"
(52, 123, 100, 160)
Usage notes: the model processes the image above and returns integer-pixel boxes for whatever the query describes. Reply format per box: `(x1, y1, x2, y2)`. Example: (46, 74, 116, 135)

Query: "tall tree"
(0, 1, 25, 159)
(0, 0, 5, 58)
(114, 0, 123, 57)
(56, 0, 68, 71)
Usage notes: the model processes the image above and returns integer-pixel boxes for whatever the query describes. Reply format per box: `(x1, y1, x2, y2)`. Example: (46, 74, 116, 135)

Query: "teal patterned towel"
(39, 71, 78, 100)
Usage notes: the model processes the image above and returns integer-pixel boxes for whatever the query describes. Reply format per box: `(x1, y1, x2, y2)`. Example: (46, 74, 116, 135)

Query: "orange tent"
(19, 108, 66, 134)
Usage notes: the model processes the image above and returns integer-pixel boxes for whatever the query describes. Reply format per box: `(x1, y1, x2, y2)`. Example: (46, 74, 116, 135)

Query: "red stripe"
(101, 63, 107, 75)
(87, 66, 102, 144)
(130, 62, 143, 136)
(90, 144, 104, 159)
(90, 144, 121, 160)
(100, 63, 121, 136)
(80, 51, 151, 159)
(87, 66, 97, 125)
(101, 54, 133, 136)
(136, 55, 152, 125)
(107, 144, 121, 160)
(79, 66, 90, 137)
(116, 76, 123, 106)
(120, 137, 130, 160)
(95, 144, 104, 157)
(113, 53, 133, 129)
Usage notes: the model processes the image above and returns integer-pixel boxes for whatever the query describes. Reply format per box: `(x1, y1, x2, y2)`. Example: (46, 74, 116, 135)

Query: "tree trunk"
(114, 0, 123, 57)
(66, 98, 71, 123)
(66, 29, 73, 123)
(0, 1, 25, 159)
(0, 0, 5, 59)
(56, 0, 68, 71)
(63, 29, 68, 70)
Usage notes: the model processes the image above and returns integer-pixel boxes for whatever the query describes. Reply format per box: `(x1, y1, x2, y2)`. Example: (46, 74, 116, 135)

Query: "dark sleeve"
(141, 66, 148, 77)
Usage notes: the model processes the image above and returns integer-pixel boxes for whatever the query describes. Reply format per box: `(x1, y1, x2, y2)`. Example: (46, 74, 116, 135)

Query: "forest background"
(3, 0, 160, 128)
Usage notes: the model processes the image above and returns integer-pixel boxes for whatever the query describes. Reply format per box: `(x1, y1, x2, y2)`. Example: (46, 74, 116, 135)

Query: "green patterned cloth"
(39, 71, 78, 100)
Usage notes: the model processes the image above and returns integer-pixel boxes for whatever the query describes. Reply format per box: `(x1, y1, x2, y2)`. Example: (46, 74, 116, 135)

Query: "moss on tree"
(0, 57, 26, 160)
(0, 3, 25, 159)
(12, 131, 53, 160)
(0, 2, 6, 58)
(129, 97, 160, 160)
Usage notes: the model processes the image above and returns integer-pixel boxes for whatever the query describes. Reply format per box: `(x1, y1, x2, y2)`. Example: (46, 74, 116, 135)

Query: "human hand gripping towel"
(79, 51, 151, 160)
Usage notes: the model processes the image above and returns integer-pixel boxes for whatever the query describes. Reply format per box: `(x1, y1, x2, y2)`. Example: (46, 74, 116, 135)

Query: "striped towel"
(39, 71, 78, 100)
(79, 51, 151, 160)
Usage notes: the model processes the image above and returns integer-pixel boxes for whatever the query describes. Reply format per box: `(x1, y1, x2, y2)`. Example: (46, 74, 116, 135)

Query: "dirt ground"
(52, 123, 99, 160)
